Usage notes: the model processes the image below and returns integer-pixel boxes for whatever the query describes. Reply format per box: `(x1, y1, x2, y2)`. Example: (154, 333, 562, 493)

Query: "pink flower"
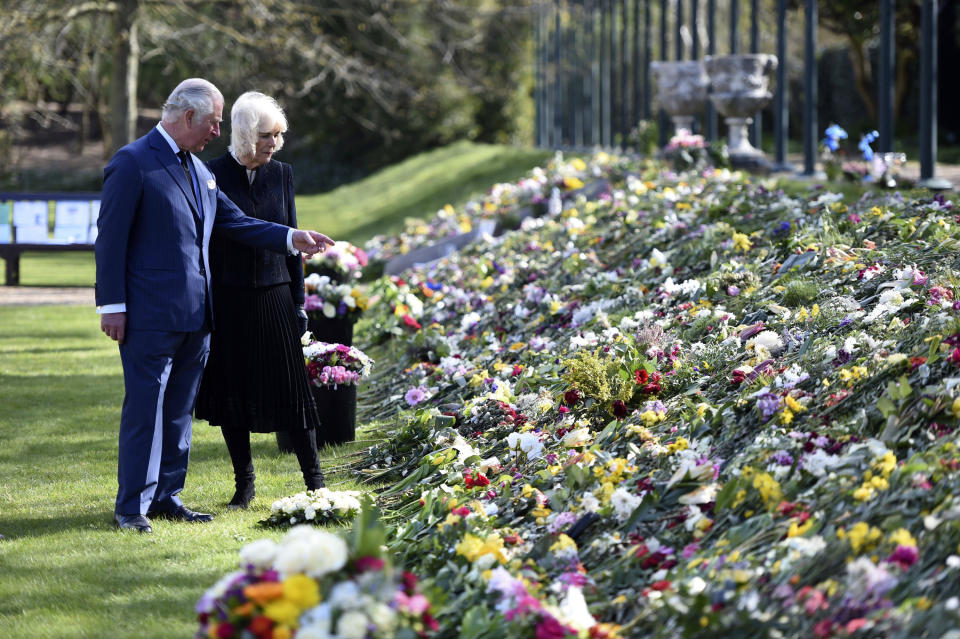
(394, 591, 431, 615)
(405, 386, 428, 406)
(353, 556, 386, 573)
(886, 545, 918, 569)
(535, 615, 574, 639)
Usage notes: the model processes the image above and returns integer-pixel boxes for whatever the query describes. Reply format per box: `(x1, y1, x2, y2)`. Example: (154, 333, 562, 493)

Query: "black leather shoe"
(114, 513, 152, 533)
(147, 505, 214, 523)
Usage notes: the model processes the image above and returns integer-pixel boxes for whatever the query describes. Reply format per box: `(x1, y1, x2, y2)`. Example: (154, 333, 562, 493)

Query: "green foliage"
(562, 348, 636, 408)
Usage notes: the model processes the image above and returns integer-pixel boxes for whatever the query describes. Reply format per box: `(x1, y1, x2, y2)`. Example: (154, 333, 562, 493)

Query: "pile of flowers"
(303, 273, 369, 322)
(330, 150, 960, 637)
(303, 339, 373, 388)
(262, 487, 365, 527)
(303, 241, 369, 281)
(196, 504, 437, 638)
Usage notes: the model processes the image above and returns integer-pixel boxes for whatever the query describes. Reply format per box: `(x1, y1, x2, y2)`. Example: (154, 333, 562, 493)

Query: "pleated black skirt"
(195, 284, 320, 433)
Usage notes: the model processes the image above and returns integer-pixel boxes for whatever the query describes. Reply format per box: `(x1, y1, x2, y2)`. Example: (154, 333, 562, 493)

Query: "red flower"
(452, 506, 471, 517)
(563, 389, 581, 405)
(401, 571, 419, 593)
(216, 623, 236, 639)
(512, 365, 523, 376)
(535, 615, 574, 639)
(353, 556, 386, 573)
(248, 616, 273, 638)
(402, 314, 422, 330)
(464, 471, 490, 488)
(951, 348, 960, 365)
(731, 369, 747, 385)
(813, 620, 834, 638)
(634, 369, 649, 385)
(651, 580, 672, 591)
(910, 356, 927, 370)
(611, 400, 628, 419)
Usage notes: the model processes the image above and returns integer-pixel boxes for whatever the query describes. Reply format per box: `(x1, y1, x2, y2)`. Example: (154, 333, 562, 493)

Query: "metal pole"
(691, 0, 699, 59)
(659, 0, 669, 146)
(772, 0, 792, 171)
(554, 0, 563, 147)
(644, 0, 651, 119)
(730, 0, 738, 54)
(918, 0, 951, 188)
(801, 0, 819, 176)
(602, 0, 612, 147)
(633, 0, 641, 136)
(749, 0, 761, 148)
(676, 0, 684, 61)
(621, 0, 629, 147)
(535, 7, 542, 147)
(588, 0, 601, 146)
(706, 0, 717, 141)
(878, 0, 894, 153)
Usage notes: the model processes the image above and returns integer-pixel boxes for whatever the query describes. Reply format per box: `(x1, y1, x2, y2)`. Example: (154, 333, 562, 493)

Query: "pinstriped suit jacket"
(95, 128, 289, 332)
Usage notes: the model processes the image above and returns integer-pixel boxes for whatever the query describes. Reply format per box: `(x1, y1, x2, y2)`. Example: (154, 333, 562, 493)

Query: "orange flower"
(243, 581, 284, 605)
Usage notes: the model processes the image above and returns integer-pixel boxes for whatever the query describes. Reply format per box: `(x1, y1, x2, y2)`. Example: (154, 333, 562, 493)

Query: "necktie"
(177, 150, 199, 209)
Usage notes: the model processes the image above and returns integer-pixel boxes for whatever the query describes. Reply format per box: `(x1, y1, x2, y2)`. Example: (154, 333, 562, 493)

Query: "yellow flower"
(787, 519, 814, 538)
(873, 451, 897, 478)
(846, 522, 883, 553)
(752, 472, 783, 507)
(667, 437, 689, 454)
(951, 397, 960, 419)
(732, 232, 752, 253)
(456, 532, 507, 564)
(549, 534, 578, 553)
(779, 408, 794, 425)
(263, 599, 301, 626)
(640, 410, 666, 427)
(273, 627, 292, 639)
(888, 528, 917, 548)
(282, 574, 320, 609)
(571, 158, 587, 171)
(784, 395, 804, 413)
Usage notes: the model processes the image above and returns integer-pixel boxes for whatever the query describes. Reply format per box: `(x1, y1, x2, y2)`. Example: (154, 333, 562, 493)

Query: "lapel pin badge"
(207, 179, 216, 190)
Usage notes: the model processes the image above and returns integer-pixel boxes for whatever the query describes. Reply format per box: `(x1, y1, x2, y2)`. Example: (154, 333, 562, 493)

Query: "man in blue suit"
(95, 78, 333, 533)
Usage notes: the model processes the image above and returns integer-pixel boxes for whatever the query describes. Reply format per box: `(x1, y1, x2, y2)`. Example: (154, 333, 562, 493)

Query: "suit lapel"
(149, 130, 202, 223)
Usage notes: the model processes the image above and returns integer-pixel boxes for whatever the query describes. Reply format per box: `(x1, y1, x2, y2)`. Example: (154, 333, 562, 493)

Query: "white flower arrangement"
(262, 487, 365, 528)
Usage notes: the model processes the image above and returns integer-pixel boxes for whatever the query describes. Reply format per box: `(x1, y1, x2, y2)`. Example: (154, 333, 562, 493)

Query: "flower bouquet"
(195, 501, 438, 639)
(303, 340, 373, 389)
(262, 487, 365, 528)
(303, 241, 369, 282)
(304, 274, 369, 323)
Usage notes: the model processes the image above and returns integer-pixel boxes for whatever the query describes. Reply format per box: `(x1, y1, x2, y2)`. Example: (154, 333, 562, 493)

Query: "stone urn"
(650, 60, 709, 135)
(705, 54, 778, 162)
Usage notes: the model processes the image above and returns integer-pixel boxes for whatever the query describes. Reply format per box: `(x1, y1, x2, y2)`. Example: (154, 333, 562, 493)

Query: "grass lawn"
(7, 141, 550, 288)
(0, 304, 379, 638)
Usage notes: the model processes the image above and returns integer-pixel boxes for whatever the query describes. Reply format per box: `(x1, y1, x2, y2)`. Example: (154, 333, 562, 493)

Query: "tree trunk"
(108, 0, 140, 154)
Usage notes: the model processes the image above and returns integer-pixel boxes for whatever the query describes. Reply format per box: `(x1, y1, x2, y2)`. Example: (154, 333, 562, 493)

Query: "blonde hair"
(162, 78, 223, 123)
(228, 91, 288, 162)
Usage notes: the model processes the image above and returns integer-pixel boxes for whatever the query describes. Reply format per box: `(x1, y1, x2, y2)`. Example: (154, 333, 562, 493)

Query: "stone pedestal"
(705, 54, 778, 169)
(650, 61, 709, 139)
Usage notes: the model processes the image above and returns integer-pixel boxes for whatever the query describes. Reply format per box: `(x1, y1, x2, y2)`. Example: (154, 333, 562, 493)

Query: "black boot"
(289, 428, 325, 490)
(222, 428, 256, 509)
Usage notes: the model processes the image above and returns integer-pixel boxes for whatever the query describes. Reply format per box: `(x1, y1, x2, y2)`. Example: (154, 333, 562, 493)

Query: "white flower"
(337, 610, 370, 639)
(557, 587, 595, 631)
(506, 431, 543, 459)
(747, 330, 784, 355)
(562, 427, 592, 448)
(238, 539, 277, 572)
(327, 581, 361, 608)
(687, 576, 707, 595)
(322, 301, 337, 318)
(580, 493, 600, 513)
(610, 487, 642, 521)
(274, 526, 348, 578)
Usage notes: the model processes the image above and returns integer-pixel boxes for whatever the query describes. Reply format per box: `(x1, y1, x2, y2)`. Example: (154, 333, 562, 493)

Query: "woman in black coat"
(195, 91, 324, 508)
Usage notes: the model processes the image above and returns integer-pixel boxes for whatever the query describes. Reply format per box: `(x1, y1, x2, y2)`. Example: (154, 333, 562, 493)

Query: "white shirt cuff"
(97, 303, 126, 314)
(286, 228, 297, 255)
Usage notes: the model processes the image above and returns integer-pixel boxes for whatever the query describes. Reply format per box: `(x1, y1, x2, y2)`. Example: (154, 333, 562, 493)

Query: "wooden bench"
(0, 191, 100, 285)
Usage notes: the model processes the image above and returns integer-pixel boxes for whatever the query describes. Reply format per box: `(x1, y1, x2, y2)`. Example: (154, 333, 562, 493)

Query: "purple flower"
(727, 285, 741, 296)
(756, 393, 781, 422)
(770, 450, 794, 466)
(404, 386, 428, 406)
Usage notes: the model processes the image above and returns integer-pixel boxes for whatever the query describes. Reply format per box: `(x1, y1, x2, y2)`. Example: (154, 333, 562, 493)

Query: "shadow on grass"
(0, 510, 115, 539)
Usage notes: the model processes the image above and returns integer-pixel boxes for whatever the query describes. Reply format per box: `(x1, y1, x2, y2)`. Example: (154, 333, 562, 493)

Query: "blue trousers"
(115, 328, 210, 515)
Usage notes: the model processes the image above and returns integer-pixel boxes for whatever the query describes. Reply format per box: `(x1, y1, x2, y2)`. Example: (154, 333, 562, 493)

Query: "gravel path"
(0, 286, 94, 306)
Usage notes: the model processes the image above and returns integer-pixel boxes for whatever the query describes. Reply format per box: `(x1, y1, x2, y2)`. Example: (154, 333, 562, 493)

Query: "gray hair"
(228, 91, 288, 162)
(161, 78, 223, 123)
